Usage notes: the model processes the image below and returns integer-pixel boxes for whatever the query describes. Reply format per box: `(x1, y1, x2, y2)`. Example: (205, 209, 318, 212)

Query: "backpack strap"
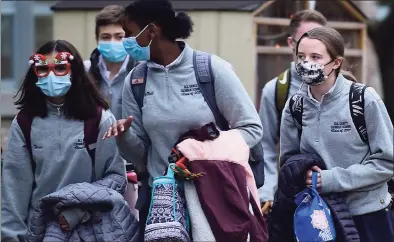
(130, 52, 229, 130)
(87, 48, 102, 84)
(84, 106, 103, 181)
(288, 83, 369, 144)
(275, 69, 291, 116)
(15, 108, 102, 182)
(349, 83, 368, 144)
(289, 94, 304, 139)
(130, 62, 148, 111)
(126, 56, 137, 72)
(275, 69, 291, 136)
(193, 50, 229, 131)
(16, 110, 35, 172)
(192, 51, 264, 186)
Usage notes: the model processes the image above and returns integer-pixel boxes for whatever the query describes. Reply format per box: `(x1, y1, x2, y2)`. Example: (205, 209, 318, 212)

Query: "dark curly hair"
(124, 0, 194, 41)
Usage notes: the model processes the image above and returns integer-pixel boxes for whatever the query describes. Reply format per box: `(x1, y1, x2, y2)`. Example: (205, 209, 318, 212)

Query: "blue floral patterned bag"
(144, 164, 190, 242)
(294, 171, 336, 242)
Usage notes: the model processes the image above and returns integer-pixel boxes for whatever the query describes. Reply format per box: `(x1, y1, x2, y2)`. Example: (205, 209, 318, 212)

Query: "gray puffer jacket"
(26, 174, 139, 242)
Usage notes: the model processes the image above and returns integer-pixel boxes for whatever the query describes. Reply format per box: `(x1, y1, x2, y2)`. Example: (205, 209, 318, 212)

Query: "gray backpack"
(129, 50, 265, 188)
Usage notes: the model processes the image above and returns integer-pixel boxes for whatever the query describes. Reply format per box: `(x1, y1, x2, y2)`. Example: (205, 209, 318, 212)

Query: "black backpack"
(288, 82, 368, 143)
(288, 83, 394, 199)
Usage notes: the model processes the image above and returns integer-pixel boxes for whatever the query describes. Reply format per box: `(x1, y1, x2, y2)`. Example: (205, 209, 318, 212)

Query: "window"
(257, 25, 289, 47)
(35, 16, 53, 50)
(1, 1, 53, 91)
(256, 0, 303, 18)
(254, 0, 367, 102)
(315, 1, 359, 22)
(337, 29, 361, 49)
(343, 57, 362, 81)
(257, 54, 293, 102)
(1, 15, 14, 80)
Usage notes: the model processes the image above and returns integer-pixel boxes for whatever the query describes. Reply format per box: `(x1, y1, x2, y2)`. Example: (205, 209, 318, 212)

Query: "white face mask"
(295, 60, 334, 86)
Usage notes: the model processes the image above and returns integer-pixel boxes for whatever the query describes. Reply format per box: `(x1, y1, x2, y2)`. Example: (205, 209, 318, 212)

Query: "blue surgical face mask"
(97, 41, 127, 63)
(122, 25, 152, 61)
(36, 72, 72, 97)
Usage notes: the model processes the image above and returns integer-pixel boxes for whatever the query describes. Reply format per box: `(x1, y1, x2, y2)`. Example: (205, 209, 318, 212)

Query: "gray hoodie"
(258, 62, 303, 202)
(84, 55, 131, 120)
(116, 42, 263, 184)
(1, 103, 125, 241)
(280, 74, 393, 216)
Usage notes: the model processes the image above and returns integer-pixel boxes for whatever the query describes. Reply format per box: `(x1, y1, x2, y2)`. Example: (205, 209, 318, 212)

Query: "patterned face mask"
(296, 60, 334, 86)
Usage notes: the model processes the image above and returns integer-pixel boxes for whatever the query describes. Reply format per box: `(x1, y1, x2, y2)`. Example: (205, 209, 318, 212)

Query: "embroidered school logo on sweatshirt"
(33, 145, 43, 150)
(330, 121, 352, 133)
(180, 84, 201, 96)
(74, 139, 85, 150)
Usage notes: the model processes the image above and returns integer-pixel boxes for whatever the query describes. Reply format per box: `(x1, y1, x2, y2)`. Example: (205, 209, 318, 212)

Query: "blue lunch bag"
(294, 171, 336, 242)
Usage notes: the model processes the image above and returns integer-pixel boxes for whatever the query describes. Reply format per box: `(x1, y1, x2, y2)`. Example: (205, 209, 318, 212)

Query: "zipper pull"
(165, 68, 169, 81)
(57, 107, 60, 115)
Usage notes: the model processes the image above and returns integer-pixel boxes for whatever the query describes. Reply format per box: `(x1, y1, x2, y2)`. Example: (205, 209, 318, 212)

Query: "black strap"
(349, 83, 368, 144)
(289, 94, 304, 139)
(88, 49, 102, 84)
(289, 83, 369, 145)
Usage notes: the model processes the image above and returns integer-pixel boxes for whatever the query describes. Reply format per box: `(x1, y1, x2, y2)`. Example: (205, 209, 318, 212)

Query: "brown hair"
(340, 70, 358, 83)
(296, 26, 358, 81)
(289, 10, 327, 38)
(95, 5, 125, 38)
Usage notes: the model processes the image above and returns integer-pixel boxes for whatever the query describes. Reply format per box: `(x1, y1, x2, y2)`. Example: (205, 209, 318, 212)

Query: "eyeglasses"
(34, 63, 70, 77)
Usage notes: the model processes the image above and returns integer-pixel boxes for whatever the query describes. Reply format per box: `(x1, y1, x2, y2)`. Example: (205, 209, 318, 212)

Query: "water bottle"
(124, 163, 139, 221)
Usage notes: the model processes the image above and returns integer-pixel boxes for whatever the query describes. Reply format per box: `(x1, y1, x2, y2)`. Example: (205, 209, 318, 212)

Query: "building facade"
(1, 0, 385, 150)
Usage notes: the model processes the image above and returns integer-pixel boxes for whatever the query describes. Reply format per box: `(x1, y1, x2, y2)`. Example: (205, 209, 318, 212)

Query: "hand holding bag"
(144, 164, 190, 242)
(294, 171, 336, 242)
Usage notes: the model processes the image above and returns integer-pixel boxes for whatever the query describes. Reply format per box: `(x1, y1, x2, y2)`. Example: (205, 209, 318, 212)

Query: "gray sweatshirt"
(84, 55, 131, 120)
(116, 42, 263, 183)
(280, 74, 393, 216)
(1, 103, 125, 241)
(258, 62, 303, 202)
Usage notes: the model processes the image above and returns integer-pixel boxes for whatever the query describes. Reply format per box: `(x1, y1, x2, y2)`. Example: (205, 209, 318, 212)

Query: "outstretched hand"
(102, 116, 134, 140)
